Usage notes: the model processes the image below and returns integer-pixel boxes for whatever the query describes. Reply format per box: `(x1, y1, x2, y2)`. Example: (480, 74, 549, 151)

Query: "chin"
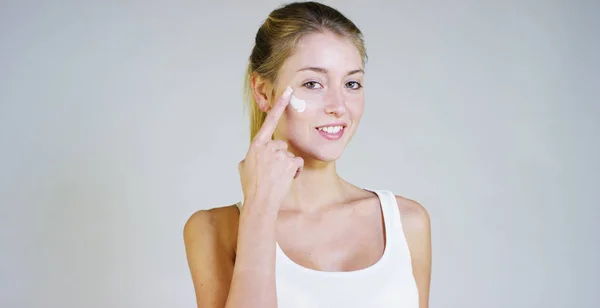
(317, 149, 345, 162)
(296, 146, 346, 163)
(287, 134, 351, 163)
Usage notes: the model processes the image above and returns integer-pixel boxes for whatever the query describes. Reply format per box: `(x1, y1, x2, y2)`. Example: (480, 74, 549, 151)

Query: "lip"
(315, 123, 347, 141)
(315, 122, 348, 129)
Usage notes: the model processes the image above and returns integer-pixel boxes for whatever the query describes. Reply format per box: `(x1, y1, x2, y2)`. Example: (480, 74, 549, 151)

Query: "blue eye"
(303, 81, 323, 89)
(345, 81, 362, 89)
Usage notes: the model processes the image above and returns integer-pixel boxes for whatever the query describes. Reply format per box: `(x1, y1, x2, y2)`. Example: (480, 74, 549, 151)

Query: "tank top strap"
(367, 189, 409, 258)
(368, 189, 400, 225)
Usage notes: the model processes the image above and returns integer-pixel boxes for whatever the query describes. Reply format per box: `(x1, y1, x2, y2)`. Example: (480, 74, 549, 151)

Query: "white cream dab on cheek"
(290, 94, 306, 112)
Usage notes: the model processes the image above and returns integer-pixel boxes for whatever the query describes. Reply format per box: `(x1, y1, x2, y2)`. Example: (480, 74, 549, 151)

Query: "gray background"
(1, 0, 598, 307)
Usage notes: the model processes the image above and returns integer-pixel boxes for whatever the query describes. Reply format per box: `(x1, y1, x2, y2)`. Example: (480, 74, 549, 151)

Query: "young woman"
(184, 2, 431, 307)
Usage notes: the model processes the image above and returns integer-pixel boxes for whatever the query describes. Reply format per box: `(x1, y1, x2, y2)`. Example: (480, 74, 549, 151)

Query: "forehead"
(283, 31, 363, 72)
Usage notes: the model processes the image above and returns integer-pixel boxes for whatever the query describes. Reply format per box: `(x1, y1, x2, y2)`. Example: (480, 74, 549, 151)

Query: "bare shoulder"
(395, 195, 430, 232)
(183, 204, 241, 256)
(183, 204, 241, 306)
(395, 195, 432, 305)
(394, 195, 431, 260)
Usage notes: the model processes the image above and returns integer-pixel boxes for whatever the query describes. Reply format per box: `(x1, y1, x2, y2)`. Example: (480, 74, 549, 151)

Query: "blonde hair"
(244, 1, 368, 141)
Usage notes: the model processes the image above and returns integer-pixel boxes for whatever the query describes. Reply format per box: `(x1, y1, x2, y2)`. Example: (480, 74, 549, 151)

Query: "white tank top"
(236, 189, 419, 308)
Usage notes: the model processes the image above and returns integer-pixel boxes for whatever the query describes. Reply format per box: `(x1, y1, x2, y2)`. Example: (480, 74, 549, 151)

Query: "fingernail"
(283, 86, 293, 97)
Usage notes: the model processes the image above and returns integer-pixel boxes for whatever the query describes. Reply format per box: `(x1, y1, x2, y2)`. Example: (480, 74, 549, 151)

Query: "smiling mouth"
(316, 125, 344, 134)
(315, 125, 346, 140)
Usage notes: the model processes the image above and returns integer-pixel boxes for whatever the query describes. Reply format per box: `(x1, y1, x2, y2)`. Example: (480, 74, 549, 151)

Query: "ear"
(251, 74, 273, 112)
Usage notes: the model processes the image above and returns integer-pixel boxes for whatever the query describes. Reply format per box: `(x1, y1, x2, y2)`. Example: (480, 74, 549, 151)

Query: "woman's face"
(271, 31, 365, 163)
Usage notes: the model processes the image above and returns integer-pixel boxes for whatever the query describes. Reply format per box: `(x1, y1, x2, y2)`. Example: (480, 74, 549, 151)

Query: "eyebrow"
(296, 67, 364, 76)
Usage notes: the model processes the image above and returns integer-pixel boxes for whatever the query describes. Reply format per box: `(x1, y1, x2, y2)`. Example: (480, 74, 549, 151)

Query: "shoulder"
(393, 194, 431, 259)
(183, 204, 241, 306)
(393, 194, 431, 265)
(393, 194, 432, 302)
(394, 195, 430, 233)
(183, 204, 241, 253)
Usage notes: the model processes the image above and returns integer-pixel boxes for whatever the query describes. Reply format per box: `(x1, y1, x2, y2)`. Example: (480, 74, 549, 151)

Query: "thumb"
(292, 157, 304, 179)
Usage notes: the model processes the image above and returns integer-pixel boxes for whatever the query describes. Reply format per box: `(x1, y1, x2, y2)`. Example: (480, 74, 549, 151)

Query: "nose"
(324, 89, 347, 117)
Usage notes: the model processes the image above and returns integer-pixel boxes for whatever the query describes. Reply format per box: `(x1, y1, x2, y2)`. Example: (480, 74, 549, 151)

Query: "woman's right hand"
(238, 86, 304, 212)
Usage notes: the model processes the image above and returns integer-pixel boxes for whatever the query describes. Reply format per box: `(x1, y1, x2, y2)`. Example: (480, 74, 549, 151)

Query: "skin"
(184, 31, 432, 307)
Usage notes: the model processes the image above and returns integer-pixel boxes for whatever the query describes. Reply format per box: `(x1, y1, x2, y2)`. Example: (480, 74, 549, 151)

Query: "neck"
(283, 158, 348, 213)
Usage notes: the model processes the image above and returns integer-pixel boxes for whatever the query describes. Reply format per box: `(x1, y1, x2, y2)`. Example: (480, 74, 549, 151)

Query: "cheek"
(284, 104, 314, 125)
(290, 89, 326, 112)
(346, 96, 365, 118)
(282, 103, 324, 141)
(285, 91, 320, 117)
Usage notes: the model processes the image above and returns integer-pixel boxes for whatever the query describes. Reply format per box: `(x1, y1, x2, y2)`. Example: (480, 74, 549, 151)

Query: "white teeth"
(318, 126, 343, 134)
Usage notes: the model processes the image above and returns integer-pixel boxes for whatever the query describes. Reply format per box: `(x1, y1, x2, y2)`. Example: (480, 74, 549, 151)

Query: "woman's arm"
(183, 86, 299, 307)
(184, 207, 236, 307)
(226, 202, 279, 308)
(397, 196, 432, 308)
(183, 203, 279, 308)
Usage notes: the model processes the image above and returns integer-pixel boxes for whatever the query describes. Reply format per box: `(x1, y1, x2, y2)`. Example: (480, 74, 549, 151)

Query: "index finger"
(253, 86, 294, 143)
